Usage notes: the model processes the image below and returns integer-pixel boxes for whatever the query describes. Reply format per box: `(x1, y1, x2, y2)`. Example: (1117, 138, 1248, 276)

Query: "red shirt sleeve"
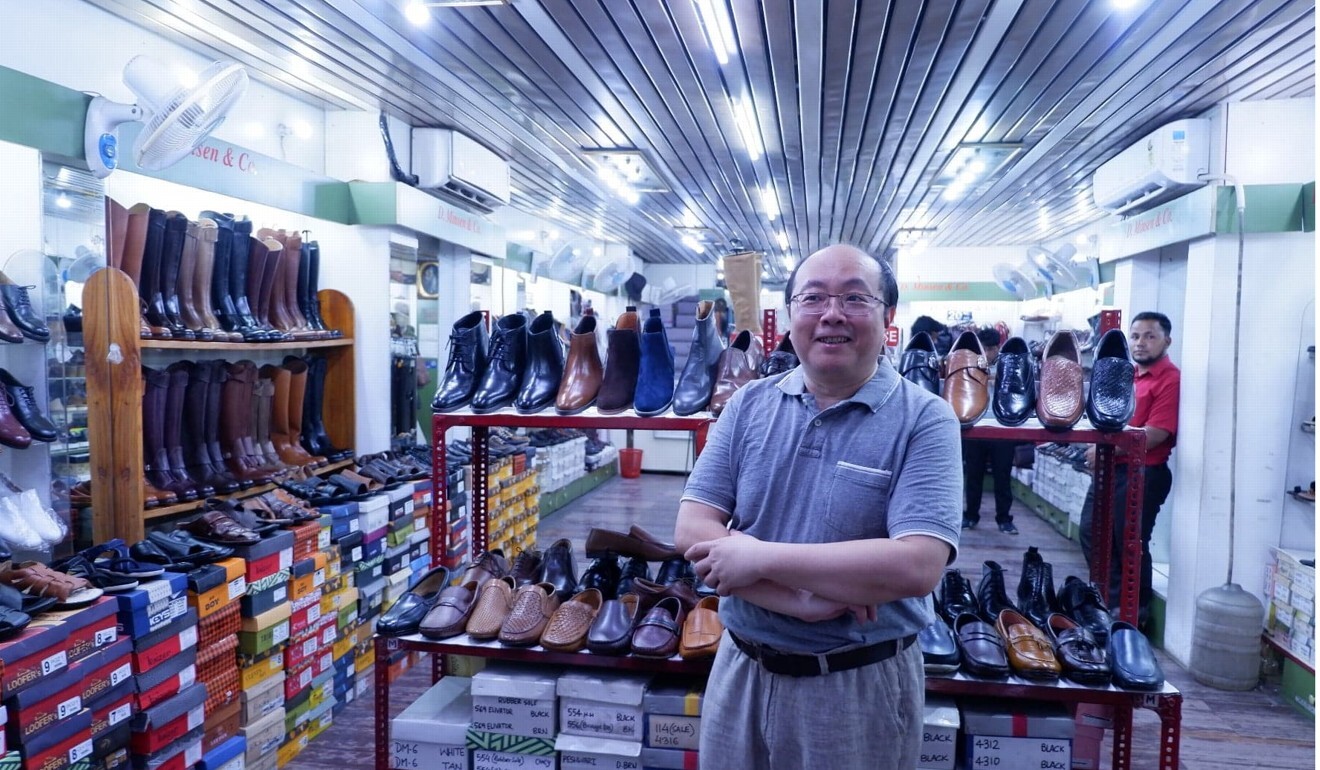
(1144, 370, 1180, 436)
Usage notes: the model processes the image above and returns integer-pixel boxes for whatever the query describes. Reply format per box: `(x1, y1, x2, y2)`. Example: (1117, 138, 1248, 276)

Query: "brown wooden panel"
(319, 289, 356, 455)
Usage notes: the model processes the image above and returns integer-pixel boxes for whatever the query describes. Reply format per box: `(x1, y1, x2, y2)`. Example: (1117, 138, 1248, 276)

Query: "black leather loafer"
(377, 566, 453, 637)
(900, 331, 941, 394)
(1046, 613, 1112, 686)
(992, 336, 1036, 426)
(1108, 621, 1164, 690)
(954, 613, 1010, 679)
(919, 614, 961, 675)
(1086, 329, 1136, 432)
(540, 538, 578, 602)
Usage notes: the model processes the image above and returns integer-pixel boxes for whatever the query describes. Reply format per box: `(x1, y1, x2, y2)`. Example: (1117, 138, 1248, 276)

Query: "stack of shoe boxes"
(445, 467, 469, 569)
(536, 436, 587, 494)
(555, 671, 649, 769)
(467, 664, 559, 770)
(1070, 703, 1112, 770)
(237, 530, 295, 770)
(918, 697, 959, 770)
(2, 597, 122, 769)
(187, 558, 246, 766)
(326, 538, 358, 712)
(640, 680, 701, 770)
(960, 701, 1074, 769)
(382, 483, 417, 618)
(390, 677, 471, 770)
(489, 470, 539, 556)
(123, 571, 205, 770)
(75, 599, 133, 770)
(280, 527, 335, 767)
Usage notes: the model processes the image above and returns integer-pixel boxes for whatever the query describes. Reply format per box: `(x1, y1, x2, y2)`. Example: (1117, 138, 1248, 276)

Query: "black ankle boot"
(1017, 547, 1055, 628)
(938, 568, 978, 625)
(977, 560, 1018, 623)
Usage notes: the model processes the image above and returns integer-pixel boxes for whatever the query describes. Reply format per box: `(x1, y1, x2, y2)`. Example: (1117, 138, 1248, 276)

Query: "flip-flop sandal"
(84, 540, 165, 579)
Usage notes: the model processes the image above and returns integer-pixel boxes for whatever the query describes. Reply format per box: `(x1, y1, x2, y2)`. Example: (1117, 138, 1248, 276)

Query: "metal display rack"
(373, 308, 1181, 770)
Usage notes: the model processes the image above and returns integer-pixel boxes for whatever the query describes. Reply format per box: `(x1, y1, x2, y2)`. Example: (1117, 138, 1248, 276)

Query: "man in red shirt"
(1080, 312, 1181, 629)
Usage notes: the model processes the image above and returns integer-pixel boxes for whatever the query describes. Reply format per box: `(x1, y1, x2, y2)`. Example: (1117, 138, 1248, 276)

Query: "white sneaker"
(20, 491, 65, 545)
(0, 496, 43, 549)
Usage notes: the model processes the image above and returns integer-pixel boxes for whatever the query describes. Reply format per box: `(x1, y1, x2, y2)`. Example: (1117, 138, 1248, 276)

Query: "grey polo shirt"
(682, 359, 963, 653)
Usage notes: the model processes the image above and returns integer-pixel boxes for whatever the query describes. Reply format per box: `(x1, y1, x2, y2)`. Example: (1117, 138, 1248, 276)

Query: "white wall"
(106, 172, 395, 453)
(0, 0, 329, 174)
(896, 245, 1022, 283)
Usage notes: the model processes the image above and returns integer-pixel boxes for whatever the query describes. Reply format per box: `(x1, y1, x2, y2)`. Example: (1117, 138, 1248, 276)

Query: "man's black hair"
(911, 315, 946, 337)
(1132, 311, 1172, 336)
(976, 327, 1002, 349)
(783, 246, 898, 310)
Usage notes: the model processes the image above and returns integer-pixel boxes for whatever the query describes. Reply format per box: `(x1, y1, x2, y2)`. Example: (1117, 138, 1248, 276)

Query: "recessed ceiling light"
(760, 185, 779, 221)
(776, 232, 789, 250)
(731, 97, 763, 161)
(695, 0, 737, 65)
(681, 234, 706, 254)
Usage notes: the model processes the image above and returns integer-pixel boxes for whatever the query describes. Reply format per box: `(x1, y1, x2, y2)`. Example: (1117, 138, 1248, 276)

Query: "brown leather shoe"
(586, 593, 640, 656)
(1036, 331, 1085, 430)
(632, 577, 698, 618)
(996, 609, 1062, 680)
(710, 330, 758, 416)
(679, 595, 722, 659)
(596, 308, 642, 415)
(540, 588, 603, 652)
(584, 525, 679, 561)
(556, 316, 605, 415)
(498, 582, 560, 647)
(465, 577, 517, 640)
(462, 549, 510, 586)
(941, 331, 990, 426)
(419, 580, 481, 639)
(632, 596, 687, 658)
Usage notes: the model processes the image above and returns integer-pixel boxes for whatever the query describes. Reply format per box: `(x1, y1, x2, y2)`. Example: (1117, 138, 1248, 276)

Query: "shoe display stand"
(81, 266, 357, 544)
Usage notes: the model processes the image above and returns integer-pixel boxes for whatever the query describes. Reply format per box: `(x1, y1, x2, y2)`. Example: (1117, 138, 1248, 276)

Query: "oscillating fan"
(544, 240, 593, 285)
(1026, 245, 1083, 291)
(84, 56, 249, 179)
(589, 259, 630, 294)
(991, 263, 1039, 301)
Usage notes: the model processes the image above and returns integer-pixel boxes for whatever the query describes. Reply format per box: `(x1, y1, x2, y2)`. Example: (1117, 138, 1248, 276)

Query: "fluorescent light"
(55, 194, 71, 210)
(782, 254, 796, 270)
(1112, 0, 1140, 8)
(760, 185, 779, 221)
(622, 187, 641, 205)
(695, 0, 737, 65)
(681, 234, 706, 254)
(776, 232, 789, 250)
(404, 1, 430, 23)
(942, 185, 965, 201)
(732, 97, 763, 161)
(682, 209, 699, 228)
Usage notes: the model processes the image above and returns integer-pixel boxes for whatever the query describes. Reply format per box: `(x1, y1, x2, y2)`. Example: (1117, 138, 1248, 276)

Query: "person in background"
(676, 244, 962, 770)
(910, 315, 951, 356)
(1080, 311, 1181, 630)
(962, 326, 1018, 534)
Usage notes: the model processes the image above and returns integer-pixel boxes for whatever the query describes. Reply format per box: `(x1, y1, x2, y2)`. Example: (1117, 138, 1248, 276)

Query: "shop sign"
(885, 326, 900, 347)
(896, 282, 1020, 302)
(393, 183, 506, 257)
(1097, 185, 1215, 262)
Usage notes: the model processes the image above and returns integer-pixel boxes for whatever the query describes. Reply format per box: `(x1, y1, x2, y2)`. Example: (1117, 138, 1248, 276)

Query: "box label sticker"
(349, 520, 360, 533)
(111, 662, 132, 688)
(274, 585, 288, 603)
(186, 741, 202, 767)
(69, 739, 93, 763)
(313, 570, 325, 588)
(180, 625, 198, 649)
(94, 627, 117, 647)
(179, 665, 196, 690)
(144, 580, 174, 604)
(109, 703, 131, 726)
(272, 621, 290, 646)
(187, 705, 204, 730)
(41, 650, 68, 676)
(57, 696, 81, 720)
(279, 549, 294, 571)
(228, 576, 247, 601)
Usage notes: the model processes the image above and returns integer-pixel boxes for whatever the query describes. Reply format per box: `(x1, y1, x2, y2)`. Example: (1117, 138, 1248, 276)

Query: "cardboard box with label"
(962, 700, 1074, 770)
(556, 733, 641, 770)
(0, 624, 70, 699)
(919, 697, 959, 770)
(557, 671, 649, 741)
(391, 677, 471, 770)
(641, 680, 702, 752)
(470, 664, 560, 739)
(46, 597, 118, 665)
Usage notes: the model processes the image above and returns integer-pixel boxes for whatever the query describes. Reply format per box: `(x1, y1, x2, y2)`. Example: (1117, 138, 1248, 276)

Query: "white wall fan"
(991, 262, 1040, 301)
(542, 239, 594, 286)
(84, 56, 249, 179)
(1026, 244, 1087, 292)
(587, 258, 630, 294)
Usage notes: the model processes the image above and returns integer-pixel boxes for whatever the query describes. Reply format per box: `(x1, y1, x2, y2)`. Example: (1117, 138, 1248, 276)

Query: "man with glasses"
(677, 244, 962, 770)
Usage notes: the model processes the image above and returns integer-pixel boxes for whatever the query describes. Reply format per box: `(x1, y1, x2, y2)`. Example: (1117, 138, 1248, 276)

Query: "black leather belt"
(728, 631, 916, 678)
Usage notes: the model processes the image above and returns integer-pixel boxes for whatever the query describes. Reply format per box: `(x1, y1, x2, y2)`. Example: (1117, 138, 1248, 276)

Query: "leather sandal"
(147, 530, 233, 565)
(184, 510, 261, 546)
(0, 584, 31, 639)
(83, 539, 165, 579)
(3, 561, 104, 607)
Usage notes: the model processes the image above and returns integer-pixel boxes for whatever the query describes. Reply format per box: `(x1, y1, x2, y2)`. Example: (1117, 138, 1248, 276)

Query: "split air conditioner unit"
(1092, 118, 1211, 215)
(412, 128, 511, 213)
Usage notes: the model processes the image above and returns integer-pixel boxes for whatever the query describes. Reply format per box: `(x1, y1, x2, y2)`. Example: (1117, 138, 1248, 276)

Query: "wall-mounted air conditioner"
(412, 128, 511, 213)
(1092, 118, 1211, 215)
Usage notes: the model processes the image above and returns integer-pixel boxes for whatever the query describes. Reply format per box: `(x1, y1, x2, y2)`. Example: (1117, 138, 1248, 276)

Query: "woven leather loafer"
(540, 588, 603, 652)
(498, 582, 560, 647)
(465, 577, 517, 641)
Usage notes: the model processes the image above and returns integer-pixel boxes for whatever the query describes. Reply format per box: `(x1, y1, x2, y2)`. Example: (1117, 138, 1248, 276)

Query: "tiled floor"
(289, 473, 1315, 770)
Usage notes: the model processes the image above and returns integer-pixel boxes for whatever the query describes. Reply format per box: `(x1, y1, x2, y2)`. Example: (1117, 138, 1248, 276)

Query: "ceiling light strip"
(732, 97, 763, 161)
(695, 0, 736, 65)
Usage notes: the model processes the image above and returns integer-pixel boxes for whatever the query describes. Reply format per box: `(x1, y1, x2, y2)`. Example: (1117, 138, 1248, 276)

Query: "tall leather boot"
(236, 361, 284, 477)
(249, 236, 283, 341)
(140, 209, 174, 338)
(160, 213, 193, 339)
(282, 232, 314, 339)
(164, 363, 212, 497)
(471, 313, 528, 414)
(261, 230, 295, 336)
(977, 560, 1019, 623)
(635, 308, 675, 417)
(269, 363, 318, 467)
(295, 242, 321, 339)
(143, 367, 194, 500)
(122, 203, 161, 339)
(220, 362, 273, 484)
(723, 250, 763, 335)
(247, 236, 270, 335)
(203, 212, 242, 339)
(193, 221, 230, 341)
(672, 300, 727, 416)
(181, 361, 239, 493)
(200, 361, 252, 489)
(177, 223, 212, 340)
(306, 241, 337, 336)
(514, 311, 564, 415)
(555, 315, 604, 416)
(106, 198, 128, 270)
(230, 217, 264, 340)
(254, 373, 284, 469)
(283, 356, 327, 466)
(596, 307, 642, 415)
(431, 311, 489, 413)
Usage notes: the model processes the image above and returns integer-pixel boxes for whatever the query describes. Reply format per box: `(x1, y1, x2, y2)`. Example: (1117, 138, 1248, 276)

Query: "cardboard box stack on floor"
(468, 664, 559, 770)
(961, 700, 1075, 770)
(280, 524, 335, 766)
(188, 557, 246, 767)
(237, 530, 293, 770)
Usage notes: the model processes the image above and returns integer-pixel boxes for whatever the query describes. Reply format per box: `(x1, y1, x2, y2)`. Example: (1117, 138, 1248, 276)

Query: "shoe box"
(391, 676, 471, 770)
(557, 671, 649, 742)
(470, 663, 560, 740)
(128, 603, 201, 770)
(186, 559, 246, 621)
(238, 603, 291, 658)
(918, 697, 959, 770)
(37, 596, 118, 665)
(114, 571, 188, 638)
(960, 700, 1074, 770)
(555, 734, 641, 770)
(641, 679, 702, 755)
(195, 733, 244, 770)
(325, 502, 361, 542)
(387, 483, 415, 523)
(357, 495, 391, 542)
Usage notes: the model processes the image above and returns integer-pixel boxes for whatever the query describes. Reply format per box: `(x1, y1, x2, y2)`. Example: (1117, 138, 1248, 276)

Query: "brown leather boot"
(283, 357, 327, 467)
(124, 204, 167, 339)
(253, 235, 289, 341)
(253, 371, 284, 469)
(220, 362, 272, 484)
(555, 315, 605, 415)
(269, 364, 317, 467)
(177, 222, 212, 340)
(106, 198, 128, 271)
(193, 221, 232, 341)
(282, 231, 315, 340)
(709, 330, 758, 416)
(234, 361, 285, 478)
(261, 231, 296, 335)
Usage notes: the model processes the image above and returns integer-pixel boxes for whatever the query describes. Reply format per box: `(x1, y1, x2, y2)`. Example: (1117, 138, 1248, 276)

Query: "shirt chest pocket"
(823, 462, 892, 540)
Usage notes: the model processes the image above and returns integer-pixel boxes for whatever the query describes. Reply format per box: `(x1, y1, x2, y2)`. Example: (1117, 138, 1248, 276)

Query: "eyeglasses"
(790, 292, 885, 316)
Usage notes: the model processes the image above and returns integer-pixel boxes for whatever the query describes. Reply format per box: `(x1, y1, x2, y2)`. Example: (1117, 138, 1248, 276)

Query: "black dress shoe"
(899, 331, 941, 394)
(514, 311, 564, 415)
(954, 613, 1011, 679)
(0, 283, 49, 342)
(992, 337, 1036, 426)
(618, 556, 650, 596)
(470, 314, 528, 414)
(938, 569, 978, 626)
(540, 538, 578, 602)
(1058, 576, 1114, 647)
(1016, 547, 1058, 629)
(1086, 329, 1136, 432)
(1045, 613, 1112, 686)
(432, 311, 489, 413)
(1108, 621, 1164, 690)
(758, 332, 798, 377)
(919, 606, 960, 675)
(977, 560, 1017, 622)
(578, 556, 621, 599)
(656, 556, 696, 586)
(0, 370, 57, 442)
(376, 566, 452, 637)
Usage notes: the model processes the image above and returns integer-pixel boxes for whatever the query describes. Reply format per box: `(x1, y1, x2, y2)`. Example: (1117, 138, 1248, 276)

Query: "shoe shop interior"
(0, 2, 1314, 770)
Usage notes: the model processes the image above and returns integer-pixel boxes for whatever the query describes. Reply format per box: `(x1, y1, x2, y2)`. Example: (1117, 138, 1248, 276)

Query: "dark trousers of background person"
(963, 439, 1015, 525)
(1078, 462, 1173, 627)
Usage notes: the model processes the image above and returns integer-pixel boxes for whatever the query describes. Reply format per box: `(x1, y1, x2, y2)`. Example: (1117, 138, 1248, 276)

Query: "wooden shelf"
(140, 337, 351, 351)
(143, 458, 355, 520)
